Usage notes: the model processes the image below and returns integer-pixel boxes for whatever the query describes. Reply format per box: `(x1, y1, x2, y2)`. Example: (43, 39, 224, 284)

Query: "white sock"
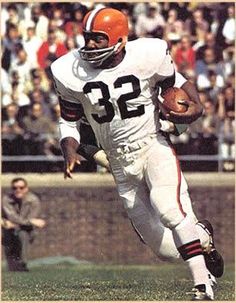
(172, 216, 213, 298)
(196, 223, 210, 249)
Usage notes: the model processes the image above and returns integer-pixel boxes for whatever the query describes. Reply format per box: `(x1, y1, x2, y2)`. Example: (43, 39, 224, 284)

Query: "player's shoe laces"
(197, 219, 224, 278)
(190, 284, 213, 301)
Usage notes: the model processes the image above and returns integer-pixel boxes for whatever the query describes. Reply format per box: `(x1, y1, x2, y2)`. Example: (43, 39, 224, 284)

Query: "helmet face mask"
(79, 44, 117, 66)
(78, 7, 128, 67)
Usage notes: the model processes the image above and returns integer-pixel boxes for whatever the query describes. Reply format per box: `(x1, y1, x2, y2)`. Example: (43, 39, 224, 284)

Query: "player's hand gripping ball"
(161, 87, 189, 114)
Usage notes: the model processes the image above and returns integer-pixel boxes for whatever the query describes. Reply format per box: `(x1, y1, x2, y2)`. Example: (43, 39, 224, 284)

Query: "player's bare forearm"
(181, 81, 202, 112)
(166, 81, 203, 124)
(60, 137, 81, 179)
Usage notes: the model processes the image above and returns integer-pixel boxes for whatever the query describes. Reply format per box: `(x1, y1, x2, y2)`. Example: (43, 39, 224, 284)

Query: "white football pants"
(108, 133, 199, 260)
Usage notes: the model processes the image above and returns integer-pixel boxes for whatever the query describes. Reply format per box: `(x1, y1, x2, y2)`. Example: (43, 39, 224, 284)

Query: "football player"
(51, 7, 223, 300)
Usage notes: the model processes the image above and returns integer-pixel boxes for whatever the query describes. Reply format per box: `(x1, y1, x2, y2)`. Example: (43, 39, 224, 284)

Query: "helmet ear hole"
(118, 38, 122, 42)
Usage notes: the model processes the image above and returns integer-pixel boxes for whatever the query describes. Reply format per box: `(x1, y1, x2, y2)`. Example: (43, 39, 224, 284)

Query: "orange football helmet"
(78, 7, 129, 66)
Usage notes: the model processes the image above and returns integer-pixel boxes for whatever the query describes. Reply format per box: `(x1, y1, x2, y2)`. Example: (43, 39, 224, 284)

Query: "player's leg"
(108, 152, 179, 259)
(108, 144, 210, 260)
(144, 135, 214, 300)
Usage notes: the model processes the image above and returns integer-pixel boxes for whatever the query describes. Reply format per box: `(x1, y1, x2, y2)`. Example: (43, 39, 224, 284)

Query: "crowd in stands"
(1, 2, 235, 169)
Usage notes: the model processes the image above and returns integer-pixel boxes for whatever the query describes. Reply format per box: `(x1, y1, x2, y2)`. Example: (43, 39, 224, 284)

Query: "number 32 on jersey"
(83, 75, 144, 124)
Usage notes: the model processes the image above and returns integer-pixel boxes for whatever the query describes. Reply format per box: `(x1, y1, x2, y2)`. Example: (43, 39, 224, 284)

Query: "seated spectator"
(5, 4, 19, 28)
(2, 23, 22, 72)
(186, 8, 209, 43)
(48, 19, 66, 44)
(196, 47, 224, 90)
(217, 89, 235, 164)
(2, 79, 30, 117)
(28, 68, 50, 94)
(217, 86, 235, 123)
(2, 177, 46, 271)
(22, 25, 42, 68)
(164, 9, 185, 42)
(174, 34, 195, 78)
(9, 47, 33, 93)
(200, 101, 219, 155)
(37, 29, 67, 77)
(196, 32, 223, 62)
(22, 102, 57, 155)
(1, 67, 12, 96)
(29, 88, 52, 119)
(65, 37, 78, 51)
(64, 5, 87, 48)
(135, 3, 166, 38)
(207, 70, 223, 102)
(202, 101, 219, 137)
(222, 5, 235, 46)
(2, 103, 25, 155)
(30, 4, 49, 41)
(162, 3, 191, 22)
(222, 48, 235, 81)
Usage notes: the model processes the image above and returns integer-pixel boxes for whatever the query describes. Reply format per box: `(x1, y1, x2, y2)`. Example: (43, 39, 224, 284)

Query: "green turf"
(1, 263, 235, 301)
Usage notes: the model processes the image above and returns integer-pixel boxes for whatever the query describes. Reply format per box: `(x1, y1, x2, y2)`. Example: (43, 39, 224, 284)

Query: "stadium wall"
(1, 173, 235, 264)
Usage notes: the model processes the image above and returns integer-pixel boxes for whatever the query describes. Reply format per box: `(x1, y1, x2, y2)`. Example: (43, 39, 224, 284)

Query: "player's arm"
(50, 64, 85, 178)
(165, 80, 203, 124)
(156, 44, 203, 124)
(58, 97, 83, 179)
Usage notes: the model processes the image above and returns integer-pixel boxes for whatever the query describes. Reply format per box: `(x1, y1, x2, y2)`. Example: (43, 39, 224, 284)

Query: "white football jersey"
(51, 38, 180, 151)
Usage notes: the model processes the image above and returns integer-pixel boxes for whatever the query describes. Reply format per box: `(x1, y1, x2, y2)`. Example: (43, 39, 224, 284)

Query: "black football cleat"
(197, 219, 224, 278)
(191, 284, 213, 301)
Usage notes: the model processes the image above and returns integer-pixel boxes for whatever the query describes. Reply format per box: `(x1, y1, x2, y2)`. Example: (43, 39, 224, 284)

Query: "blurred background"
(1, 2, 235, 173)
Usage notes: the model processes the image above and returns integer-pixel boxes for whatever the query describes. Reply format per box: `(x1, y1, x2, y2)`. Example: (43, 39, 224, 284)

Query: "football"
(161, 87, 189, 113)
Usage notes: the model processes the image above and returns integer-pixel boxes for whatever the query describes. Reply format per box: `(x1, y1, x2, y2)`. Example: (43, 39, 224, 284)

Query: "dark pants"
(2, 228, 34, 271)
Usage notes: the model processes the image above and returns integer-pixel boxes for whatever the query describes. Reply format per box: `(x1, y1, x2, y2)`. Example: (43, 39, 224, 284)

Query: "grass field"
(1, 263, 235, 301)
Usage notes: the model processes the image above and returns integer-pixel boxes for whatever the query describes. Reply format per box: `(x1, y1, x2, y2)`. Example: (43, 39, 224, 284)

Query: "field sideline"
(1, 263, 235, 301)
(1, 172, 235, 187)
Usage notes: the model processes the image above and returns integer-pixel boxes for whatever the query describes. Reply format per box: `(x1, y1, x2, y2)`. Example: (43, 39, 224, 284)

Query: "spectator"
(30, 4, 49, 41)
(64, 5, 87, 48)
(164, 9, 185, 42)
(2, 24, 22, 71)
(5, 4, 19, 27)
(48, 19, 67, 44)
(2, 79, 31, 116)
(9, 47, 33, 93)
(174, 34, 195, 77)
(217, 90, 235, 165)
(135, 3, 166, 38)
(196, 48, 224, 90)
(222, 5, 235, 46)
(222, 49, 235, 81)
(186, 8, 209, 43)
(162, 3, 191, 22)
(22, 103, 57, 155)
(205, 70, 223, 102)
(196, 32, 223, 62)
(200, 101, 219, 155)
(202, 101, 219, 137)
(218, 86, 235, 122)
(65, 37, 78, 51)
(2, 177, 46, 271)
(2, 103, 25, 155)
(37, 29, 67, 76)
(23, 25, 42, 68)
(29, 88, 52, 119)
(1, 67, 12, 96)
(28, 68, 50, 94)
